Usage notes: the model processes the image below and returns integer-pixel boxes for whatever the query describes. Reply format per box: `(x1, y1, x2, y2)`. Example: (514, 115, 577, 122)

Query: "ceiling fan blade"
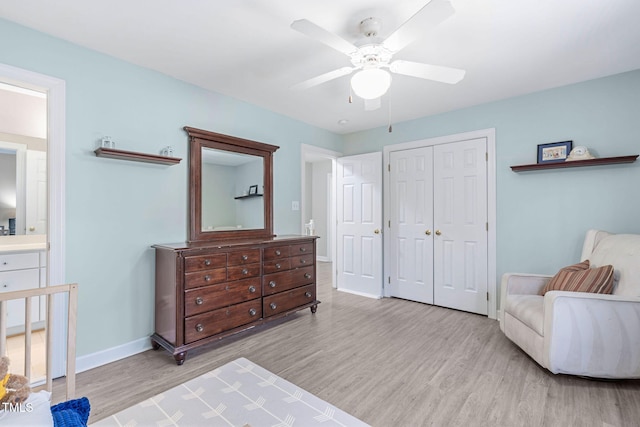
(390, 60, 465, 84)
(290, 67, 355, 91)
(291, 19, 358, 56)
(382, 0, 455, 53)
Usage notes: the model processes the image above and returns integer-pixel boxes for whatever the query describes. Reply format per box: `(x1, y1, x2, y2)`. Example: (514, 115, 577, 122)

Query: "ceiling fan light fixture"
(350, 68, 391, 100)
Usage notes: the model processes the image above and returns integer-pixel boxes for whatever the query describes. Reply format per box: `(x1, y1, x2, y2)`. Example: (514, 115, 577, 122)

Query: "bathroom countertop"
(0, 235, 47, 253)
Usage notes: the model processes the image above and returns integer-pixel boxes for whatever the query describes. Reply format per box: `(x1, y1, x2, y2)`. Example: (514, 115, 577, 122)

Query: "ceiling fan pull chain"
(388, 92, 393, 133)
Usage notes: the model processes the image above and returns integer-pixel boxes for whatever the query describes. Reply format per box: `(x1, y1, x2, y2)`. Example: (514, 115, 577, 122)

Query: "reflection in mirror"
(201, 148, 264, 231)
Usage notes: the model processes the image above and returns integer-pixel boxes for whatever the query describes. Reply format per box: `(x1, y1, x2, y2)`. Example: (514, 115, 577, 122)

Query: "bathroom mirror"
(186, 126, 278, 243)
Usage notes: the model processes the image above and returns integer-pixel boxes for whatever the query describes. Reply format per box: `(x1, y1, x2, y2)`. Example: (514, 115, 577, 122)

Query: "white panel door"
(387, 147, 434, 303)
(337, 152, 383, 297)
(433, 138, 488, 314)
(26, 150, 47, 235)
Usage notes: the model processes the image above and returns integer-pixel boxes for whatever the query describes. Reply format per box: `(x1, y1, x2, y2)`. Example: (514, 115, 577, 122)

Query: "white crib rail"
(0, 283, 78, 401)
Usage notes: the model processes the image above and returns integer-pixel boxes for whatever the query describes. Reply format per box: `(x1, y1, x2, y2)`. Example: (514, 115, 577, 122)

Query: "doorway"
(0, 63, 66, 376)
(301, 144, 341, 288)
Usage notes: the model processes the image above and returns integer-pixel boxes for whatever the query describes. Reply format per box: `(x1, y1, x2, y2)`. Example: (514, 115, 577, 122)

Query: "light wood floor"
(54, 262, 640, 426)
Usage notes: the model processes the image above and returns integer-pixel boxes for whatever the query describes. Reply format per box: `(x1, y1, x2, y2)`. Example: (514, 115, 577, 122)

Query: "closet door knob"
(195, 297, 203, 305)
(435, 230, 442, 236)
(425, 229, 432, 235)
(374, 229, 381, 234)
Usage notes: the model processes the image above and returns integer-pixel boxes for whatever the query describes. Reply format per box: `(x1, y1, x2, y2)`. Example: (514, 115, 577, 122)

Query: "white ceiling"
(2, 0, 640, 134)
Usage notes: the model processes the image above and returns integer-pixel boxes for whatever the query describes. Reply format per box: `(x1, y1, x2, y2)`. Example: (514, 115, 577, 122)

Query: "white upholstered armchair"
(500, 229, 640, 379)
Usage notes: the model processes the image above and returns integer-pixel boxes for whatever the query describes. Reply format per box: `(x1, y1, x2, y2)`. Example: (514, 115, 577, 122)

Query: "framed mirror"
(185, 127, 279, 243)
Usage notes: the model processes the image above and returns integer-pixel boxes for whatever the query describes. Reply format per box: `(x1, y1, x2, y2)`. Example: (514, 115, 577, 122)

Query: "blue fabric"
(51, 397, 90, 427)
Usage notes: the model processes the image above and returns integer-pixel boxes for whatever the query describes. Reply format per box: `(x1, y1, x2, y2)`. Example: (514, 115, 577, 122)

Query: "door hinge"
(388, 276, 391, 284)
(487, 292, 490, 301)
(388, 163, 391, 172)
(388, 220, 391, 228)
(485, 152, 488, 161)
(486, 222, 489, 231)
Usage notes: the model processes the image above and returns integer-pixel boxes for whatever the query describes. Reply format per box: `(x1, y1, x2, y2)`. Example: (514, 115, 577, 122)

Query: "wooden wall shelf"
(510, 155, 638, 172)
(94, 147, 181, 165)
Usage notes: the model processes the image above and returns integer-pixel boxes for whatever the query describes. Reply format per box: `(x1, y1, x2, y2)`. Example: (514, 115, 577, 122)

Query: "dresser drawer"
(184, 278, 261, 316)
(290, 243, 313, 256)
(227, 263, 261, 281)
(263, 266, 314, 296)
(228, 249, 260, 266)
(290, 254, 313, 268)
(184, 299, 262, 344)
(0, 269, 40, 292)
(263, 245, 290, 260)
(0, 252, 40, 272)
(262, 258, 291, 274)
(184, 254, 226, 272)
(263, 284, 316, 317)
(184, 268, 227, 290)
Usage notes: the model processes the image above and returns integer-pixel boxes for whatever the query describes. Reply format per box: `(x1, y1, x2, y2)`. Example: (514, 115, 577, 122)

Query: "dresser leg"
(174, 352, 186, 365)
(310, 304, 318, 314)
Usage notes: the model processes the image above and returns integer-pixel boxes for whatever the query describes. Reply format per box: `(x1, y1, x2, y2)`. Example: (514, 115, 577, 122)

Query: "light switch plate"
(292, 201, 300, 211)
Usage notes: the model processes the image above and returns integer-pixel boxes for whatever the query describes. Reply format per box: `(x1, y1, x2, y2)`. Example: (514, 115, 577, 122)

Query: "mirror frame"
(185, 126, 279, 243)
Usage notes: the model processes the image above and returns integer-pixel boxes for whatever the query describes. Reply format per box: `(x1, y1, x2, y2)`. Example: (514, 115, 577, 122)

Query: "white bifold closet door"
(388, 139, 488, 315)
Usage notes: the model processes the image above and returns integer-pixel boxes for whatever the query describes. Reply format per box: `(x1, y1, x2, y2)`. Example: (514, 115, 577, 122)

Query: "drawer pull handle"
(275, 263, 281, 269)
(204, 275, 211, 282)
(249, 308, 257, 316)
(195, 324, 204, 333)
(242, 268, 249, 275)
(195, 297, 204, 305)
(269, 281, 276, 288)
(304, 273, 311, 279)
(242, 255, 248, 261)
(300, 259, 307, 264)
(204, 259, 211, 266)
(300, 247, 306, 252)
(305, 292, 312, 298)
(249, 285, 256, 293)
(275, 250, 281, 256)
(270, 302, 277, 310)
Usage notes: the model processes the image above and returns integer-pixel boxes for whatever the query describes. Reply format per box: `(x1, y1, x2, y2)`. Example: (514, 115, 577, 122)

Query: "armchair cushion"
(542, 263, 614, 295)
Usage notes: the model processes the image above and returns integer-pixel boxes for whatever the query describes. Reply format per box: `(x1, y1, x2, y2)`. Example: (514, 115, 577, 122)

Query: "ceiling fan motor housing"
(359, 17, 382, 37)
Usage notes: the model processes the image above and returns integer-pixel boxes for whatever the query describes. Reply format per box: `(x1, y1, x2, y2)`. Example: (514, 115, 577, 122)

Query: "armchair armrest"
(543, 291, 640, 378)
(499, 273, 551, 328)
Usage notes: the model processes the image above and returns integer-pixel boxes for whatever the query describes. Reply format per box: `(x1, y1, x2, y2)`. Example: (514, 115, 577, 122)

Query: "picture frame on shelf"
(537, 140, 573, 164)
(249, 185, 258, 195)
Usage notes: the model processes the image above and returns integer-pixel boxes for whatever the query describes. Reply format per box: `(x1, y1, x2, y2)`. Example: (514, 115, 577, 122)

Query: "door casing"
(383, 129, 497, 319)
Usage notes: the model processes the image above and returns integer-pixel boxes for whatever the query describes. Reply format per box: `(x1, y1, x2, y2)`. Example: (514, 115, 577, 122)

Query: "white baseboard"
(75, 336, 152, 374)
(337, 288, 382, 299)
(316, 256, 331, 262)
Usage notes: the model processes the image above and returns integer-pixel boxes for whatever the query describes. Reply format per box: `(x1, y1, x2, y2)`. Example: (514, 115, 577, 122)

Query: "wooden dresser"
(151, 235, 319, 364)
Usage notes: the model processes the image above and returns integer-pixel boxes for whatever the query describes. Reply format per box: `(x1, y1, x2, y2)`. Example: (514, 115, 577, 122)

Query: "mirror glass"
(201, 147, 264, 231)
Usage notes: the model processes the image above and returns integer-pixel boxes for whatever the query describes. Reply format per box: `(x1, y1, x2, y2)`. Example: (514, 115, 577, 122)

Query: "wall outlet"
(292, 201, 300, 211)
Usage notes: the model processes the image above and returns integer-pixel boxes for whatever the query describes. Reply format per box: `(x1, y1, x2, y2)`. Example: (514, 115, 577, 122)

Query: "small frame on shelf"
(249, 185, 258, 195)
(537, 141, 572, 164)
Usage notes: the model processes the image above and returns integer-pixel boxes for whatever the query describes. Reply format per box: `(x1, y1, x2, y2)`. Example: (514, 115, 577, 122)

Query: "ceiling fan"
(290, 0, 465, 104)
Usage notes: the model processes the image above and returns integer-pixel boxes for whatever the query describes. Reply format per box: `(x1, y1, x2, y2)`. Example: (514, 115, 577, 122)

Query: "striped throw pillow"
(542, 263, 614, 295)
(541, 260, 590, 295)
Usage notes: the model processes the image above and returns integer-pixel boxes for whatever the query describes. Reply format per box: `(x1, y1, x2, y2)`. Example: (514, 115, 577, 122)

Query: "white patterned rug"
(93, 357, 369, 426)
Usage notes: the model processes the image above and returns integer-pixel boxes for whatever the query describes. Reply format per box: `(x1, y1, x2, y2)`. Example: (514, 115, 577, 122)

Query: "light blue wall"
(344, 70, 640, 280)
(0, 19, 342, 357)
